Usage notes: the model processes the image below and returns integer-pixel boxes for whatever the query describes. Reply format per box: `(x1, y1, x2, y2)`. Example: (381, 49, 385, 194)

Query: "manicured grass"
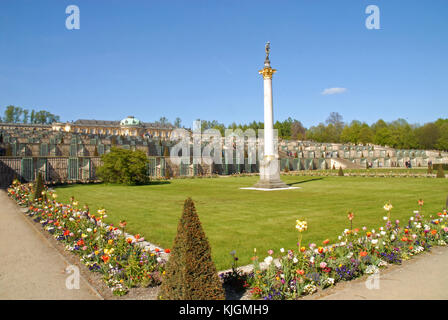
(53, 176, 447, 270)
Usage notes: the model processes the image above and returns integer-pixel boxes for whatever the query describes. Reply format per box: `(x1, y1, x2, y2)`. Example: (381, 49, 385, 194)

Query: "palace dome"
(120, 116, 141, 126)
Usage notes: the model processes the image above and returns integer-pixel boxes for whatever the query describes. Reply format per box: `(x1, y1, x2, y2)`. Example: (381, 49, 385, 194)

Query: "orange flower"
(296, 269, 305, 276)
(126, 238, 133, 244)
(318, 247, 324, 254)
(101, 255, 110, 263)
(347, 212, 354, 220)
(164, 248, 171, 253)
(300, 246, 306, 252)
(366, 232, 372, 237)
(322, 239, 330, 245)
(418, 199, 424, 206)
(409, 246, 413, 250)
(134, 234, 141, 240)
(431, 230, 437, 235)
(77, 239, 84, 246)
(401, 236, 408, 242)
(404, 228, 409, 234)
(359, 251, 368, 257)
(155, 248, 160, 252)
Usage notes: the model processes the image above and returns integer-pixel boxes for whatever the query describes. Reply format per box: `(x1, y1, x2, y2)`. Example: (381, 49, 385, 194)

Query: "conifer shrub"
(34, 172, 45, 200)
(436, 165, 445, 178)
(159, 198, 225, 300)
(338, 166, 344, 176)
(163, 146, 170, 157)
(165, 166, 172, 180)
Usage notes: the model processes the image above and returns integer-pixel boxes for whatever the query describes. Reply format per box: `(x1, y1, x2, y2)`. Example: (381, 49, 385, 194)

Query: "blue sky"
(0, 0, 447, 128)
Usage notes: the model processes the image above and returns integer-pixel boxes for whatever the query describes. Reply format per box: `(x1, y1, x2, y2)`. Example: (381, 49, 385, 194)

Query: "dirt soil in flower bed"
(20, 206, 252, 300)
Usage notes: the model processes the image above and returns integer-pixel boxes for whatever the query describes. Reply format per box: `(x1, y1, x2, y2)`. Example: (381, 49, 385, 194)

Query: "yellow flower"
(296, 219, 307, 232)
(108, 239, 114, 245)
(81, 233, 87, 238)
(94, 250, 99, 255)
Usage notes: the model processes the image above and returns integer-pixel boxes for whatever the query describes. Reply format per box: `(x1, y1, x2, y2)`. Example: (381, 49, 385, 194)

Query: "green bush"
(436, 165, 445, 178)
(338, 166, 344, 176)
(96, 147, 150, 185)
(159, 198, 225, 300)
(34, 172, 45, 200)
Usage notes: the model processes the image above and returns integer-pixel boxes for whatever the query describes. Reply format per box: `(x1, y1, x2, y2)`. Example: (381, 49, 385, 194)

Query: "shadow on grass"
(288, 177, 324, 186)
(50, 180, 171, 189)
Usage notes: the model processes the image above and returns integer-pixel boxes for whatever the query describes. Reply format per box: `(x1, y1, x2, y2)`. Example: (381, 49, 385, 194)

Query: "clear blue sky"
(0, 0, 447, 128)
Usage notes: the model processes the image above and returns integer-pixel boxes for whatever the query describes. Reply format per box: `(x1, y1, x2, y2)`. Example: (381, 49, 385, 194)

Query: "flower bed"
(245, 203, 448, 300)
(7, 180, 448, 300)
(7, 180, 167, 296)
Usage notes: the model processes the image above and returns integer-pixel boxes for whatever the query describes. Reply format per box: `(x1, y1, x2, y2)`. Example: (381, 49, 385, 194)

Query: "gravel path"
(0, 190, 102, 300)
(305, 245, 448, 300)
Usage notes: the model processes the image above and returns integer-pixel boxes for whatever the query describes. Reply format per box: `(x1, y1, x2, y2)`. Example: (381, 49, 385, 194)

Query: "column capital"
(259, 67, 277, 80)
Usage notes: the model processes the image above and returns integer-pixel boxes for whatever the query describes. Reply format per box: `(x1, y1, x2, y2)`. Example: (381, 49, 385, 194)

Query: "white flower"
(413, 211, 419, 214)
(383, 216, 388, 221)
(293, 257, 298, 264)
(86, 228, 92, 233)
(310, 256, 315, 263)
(366, 265, 379, 274)
(380, 231, 386, 236)
(280, 248, 285, 253)
(264, 256, 273, 265)
(390, 234, 395, 241)
(346, 252, 353, 259)
(371, 229, 375, 234)
(371, 239, 378, 245)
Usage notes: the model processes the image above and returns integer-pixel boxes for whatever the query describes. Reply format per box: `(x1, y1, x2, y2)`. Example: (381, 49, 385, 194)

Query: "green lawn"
(53, 175, 448, 270)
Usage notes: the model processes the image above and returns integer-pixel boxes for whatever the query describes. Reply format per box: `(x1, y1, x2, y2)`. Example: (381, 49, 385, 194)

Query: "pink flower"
(443, 227, 448, 232)
(320, 262, 327, 269)
(309, 243, 316, 249)
(82, 246, 87, 251)
(267, 250, 274, 255)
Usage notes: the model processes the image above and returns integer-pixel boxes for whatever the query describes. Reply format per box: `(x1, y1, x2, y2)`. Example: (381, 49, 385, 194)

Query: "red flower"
(63, 230, 70, 236)
(101, 255, 110, 263)
(77, 239, 84, 246)
(359, 251, 368, 257)
(164, 248, 171, 253)
(322, 239, 330, 245)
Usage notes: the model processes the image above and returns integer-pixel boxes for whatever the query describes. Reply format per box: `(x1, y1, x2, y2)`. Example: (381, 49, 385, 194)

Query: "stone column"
(254, 42, 288, 189)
